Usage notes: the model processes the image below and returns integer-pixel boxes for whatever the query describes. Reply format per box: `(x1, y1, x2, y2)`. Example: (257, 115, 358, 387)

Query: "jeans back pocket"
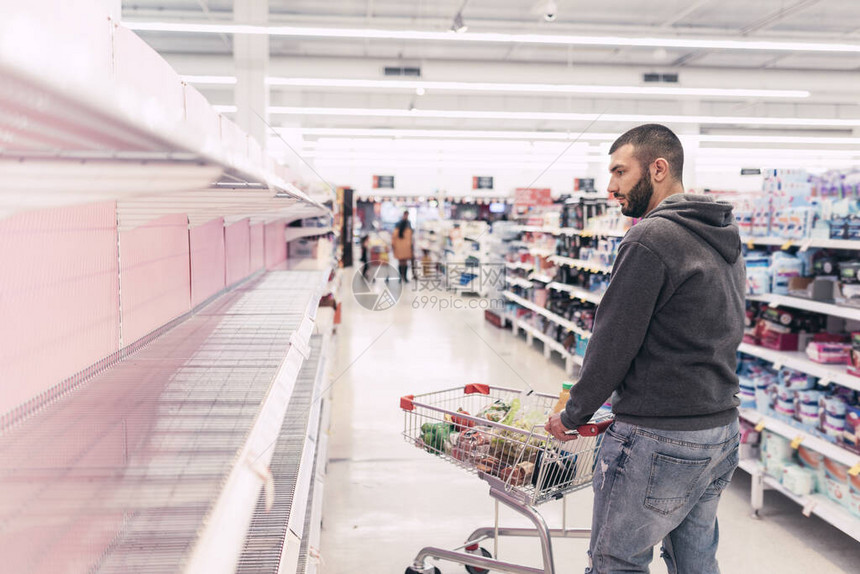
(645, 452, 711, 515)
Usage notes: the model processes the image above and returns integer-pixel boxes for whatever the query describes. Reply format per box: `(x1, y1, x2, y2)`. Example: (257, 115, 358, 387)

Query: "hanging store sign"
(472, 176, 494, 190)
(373, 175, 395, 189)
(514, 187, 552, 207)
(574, 178, 596, 192)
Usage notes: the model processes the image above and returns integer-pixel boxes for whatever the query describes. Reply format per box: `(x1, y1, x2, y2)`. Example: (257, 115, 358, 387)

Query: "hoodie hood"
(645, 193, 741, 264)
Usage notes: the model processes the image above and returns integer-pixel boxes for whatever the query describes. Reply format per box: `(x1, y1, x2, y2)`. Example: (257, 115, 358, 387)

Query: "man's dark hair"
(609, 124, 684, 183)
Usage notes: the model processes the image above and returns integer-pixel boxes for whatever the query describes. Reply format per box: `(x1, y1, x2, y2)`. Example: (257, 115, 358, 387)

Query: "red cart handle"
(572, 419, 613, 437)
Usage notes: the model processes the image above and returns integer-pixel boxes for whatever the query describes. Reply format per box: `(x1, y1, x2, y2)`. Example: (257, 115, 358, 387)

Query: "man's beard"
(618, 172, 654, 218)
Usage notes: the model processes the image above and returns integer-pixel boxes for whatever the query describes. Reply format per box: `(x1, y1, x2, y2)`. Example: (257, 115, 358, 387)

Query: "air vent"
(384, 66, 422, 77)
(643, 73, 679, 83)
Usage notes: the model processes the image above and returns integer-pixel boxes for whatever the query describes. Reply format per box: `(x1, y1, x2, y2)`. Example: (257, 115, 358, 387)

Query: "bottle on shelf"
(552, 381, 575, 414)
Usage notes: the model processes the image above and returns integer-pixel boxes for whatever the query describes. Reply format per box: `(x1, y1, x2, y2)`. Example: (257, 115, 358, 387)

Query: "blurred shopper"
(392, 211, 413, 282)
(545, 124, 745, 574)
(360, 234, 370, 279)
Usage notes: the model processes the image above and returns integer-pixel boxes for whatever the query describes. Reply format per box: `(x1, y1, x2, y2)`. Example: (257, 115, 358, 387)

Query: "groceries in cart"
(403, 385, 613, 499)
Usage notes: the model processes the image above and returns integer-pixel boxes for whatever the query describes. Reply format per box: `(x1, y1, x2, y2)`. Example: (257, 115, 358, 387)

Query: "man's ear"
(652, 158, 670, 183)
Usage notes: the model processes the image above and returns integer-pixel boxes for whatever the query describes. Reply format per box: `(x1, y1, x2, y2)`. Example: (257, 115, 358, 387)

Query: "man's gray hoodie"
(560, 193, 746, 431)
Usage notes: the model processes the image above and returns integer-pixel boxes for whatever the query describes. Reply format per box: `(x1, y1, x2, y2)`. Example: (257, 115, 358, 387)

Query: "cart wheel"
(405, 567, 441, 574)
(464, 547, 493, 574)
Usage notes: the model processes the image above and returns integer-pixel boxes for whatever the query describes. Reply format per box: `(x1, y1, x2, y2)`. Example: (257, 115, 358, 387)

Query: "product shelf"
(285, 227, 333, 243)
(528, 247, 555, 257)
(502, 290, 591, 339)
(746, 293, 860, 323)
(515, 320, 571, 358)
(0, 6, 326, 224)
(505, 276, 534, 289)
(547, 283, 605, 305)
(504, 261, 534, 271)
(529, 273, 555, 284)
(737, 459, 860, 542)
(738, 408, 860, 470)
(516, 226, 627, 238)
(0, 269, 332, 574)
(737, 343, 860, 393)
(549, 256, 613, 275)
(742, 237, 860, 251)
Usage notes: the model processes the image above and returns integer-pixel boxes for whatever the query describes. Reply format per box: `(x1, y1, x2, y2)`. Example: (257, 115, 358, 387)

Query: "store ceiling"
(121, 1, 860, 189)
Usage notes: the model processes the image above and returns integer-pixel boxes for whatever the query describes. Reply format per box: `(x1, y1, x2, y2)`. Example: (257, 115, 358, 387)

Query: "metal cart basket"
(400, 384, 613, 574)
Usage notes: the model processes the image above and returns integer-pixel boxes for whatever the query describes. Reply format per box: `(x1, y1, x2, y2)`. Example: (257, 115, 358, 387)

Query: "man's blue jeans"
(585, 419, 739, 574)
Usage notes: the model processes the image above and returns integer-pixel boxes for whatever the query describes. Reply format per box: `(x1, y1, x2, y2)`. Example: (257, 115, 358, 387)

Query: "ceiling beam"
(660, 0, 715, 28)
(741, 0, 822, 36)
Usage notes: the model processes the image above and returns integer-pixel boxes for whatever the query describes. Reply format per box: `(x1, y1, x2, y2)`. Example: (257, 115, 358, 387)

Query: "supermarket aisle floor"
(319, 275, 860, 574)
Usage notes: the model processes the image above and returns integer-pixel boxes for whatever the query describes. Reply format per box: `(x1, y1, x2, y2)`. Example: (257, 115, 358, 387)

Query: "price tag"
(799, 239, 814, 253)
(769, 301, 780, 309)
(802, 498, 817, 518)
(781, 239, 794, 251)
(755, 420, 766, 432)
(771, 362, 783, 371)
(580, 298, 588, 303)
(790, 435, 804, 449)
(849, 463, 860, 477)
(819, 378, 832, 388)
(747, 239, 756, 250)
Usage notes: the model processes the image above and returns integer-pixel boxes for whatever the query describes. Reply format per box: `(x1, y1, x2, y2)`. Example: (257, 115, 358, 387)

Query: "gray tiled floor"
(321, 274, 860, 573)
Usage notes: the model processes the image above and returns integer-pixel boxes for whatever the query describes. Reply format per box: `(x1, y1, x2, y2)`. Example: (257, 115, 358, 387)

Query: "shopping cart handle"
(575, 419, 613, 437)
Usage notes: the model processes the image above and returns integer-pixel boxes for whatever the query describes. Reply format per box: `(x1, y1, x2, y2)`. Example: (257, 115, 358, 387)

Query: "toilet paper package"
(738, 376, 757, 408)
(797, 390, 824, 428)
(821, 395, 848, 439)
(774, 385, 796, 418)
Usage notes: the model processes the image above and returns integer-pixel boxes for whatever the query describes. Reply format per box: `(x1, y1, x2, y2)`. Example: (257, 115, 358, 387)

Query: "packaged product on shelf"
(574, 333, 588, 357)
(770, 252, 804, 295)
(752, 370, 778, 414)
(761, 431, 793, 478)
(806, 341, 852, 364)
(822, 456, 851, 508)
(797, 445, 824, 492)
(751, 196, 773, 237)
(739, 419, 761, 460)
(797, 390, 825, 428)
(842, 406, 860, 454)
(745, 251, 772, 295)
(848, 332, 860, 378)
(811, 251, 840, 277)
(777, 367, 816, 390)
(738, 376, 757, 408)
(774, 385, 797, 418)
(820, 395, 848, 439)
(781, 465, 817, 496)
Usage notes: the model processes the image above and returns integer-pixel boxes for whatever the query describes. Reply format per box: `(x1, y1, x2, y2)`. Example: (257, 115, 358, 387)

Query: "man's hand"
(545, 413, 578, 441)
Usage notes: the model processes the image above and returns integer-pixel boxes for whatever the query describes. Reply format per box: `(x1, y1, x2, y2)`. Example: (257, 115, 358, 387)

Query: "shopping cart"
(400, 384, 613, 574)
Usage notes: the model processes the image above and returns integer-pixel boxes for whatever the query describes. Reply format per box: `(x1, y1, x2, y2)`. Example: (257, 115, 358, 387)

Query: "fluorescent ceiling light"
(268, 106, 860, 128)
(124, 21, 860, 54)
(262, 77, 808, 99)
(181, 75, 237, 85)
(294, 128, 620, 140)
(292, 128, 860, 146)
